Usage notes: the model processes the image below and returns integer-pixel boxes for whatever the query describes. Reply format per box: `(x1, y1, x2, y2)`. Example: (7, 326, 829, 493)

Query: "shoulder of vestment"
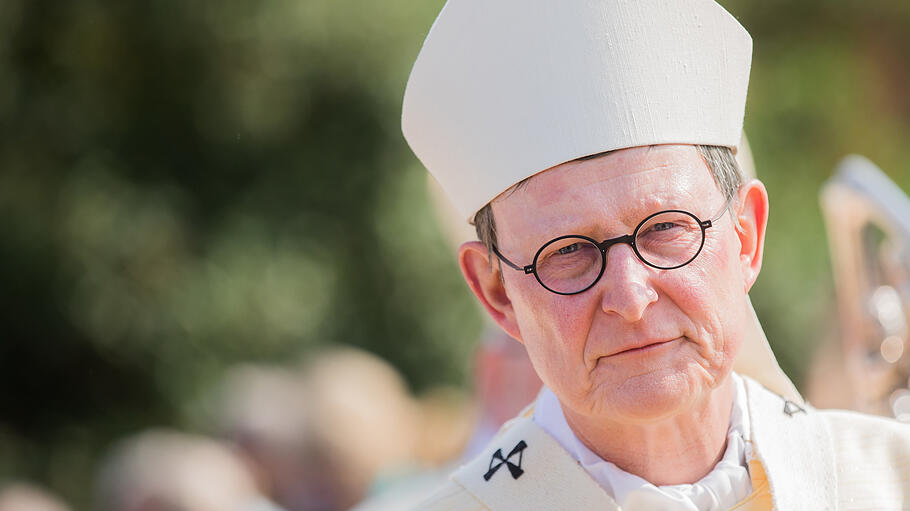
(743, 374, 910, 510)
(412, 406, 618, 510)
(819, 407, 910, 509)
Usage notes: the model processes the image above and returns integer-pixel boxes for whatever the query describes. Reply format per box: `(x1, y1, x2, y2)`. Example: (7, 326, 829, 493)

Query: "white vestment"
(415, 375, 910, 510)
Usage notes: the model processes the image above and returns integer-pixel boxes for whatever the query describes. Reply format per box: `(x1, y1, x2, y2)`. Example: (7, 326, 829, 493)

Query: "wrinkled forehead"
(491, 145, 721, 239)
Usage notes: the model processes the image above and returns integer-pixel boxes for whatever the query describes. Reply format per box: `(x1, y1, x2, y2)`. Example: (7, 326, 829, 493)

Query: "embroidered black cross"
(483, 440, 527, 481)
(783, 400, 806, 417)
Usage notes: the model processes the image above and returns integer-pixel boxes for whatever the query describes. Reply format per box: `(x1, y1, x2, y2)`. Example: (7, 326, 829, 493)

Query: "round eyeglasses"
(491, 203, 730, 295)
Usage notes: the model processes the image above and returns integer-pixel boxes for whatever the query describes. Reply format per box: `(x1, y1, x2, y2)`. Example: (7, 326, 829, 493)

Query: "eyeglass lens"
(534, 211, 705, 294)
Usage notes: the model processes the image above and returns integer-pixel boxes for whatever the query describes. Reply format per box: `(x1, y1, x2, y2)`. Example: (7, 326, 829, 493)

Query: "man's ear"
(735, 179, 769, 292)
(458, 241, 523, 342)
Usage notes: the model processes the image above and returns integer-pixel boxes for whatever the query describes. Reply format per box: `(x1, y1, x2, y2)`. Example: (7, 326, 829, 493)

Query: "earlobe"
(458, 241, 523, 342)
(734, 180, 769, 292)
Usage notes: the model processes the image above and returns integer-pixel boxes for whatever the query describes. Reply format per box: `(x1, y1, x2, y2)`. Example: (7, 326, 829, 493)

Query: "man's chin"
(592, 370, 707, 423)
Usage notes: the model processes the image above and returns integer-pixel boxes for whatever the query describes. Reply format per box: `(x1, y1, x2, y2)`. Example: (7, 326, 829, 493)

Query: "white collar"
(532, 373, 753, 511)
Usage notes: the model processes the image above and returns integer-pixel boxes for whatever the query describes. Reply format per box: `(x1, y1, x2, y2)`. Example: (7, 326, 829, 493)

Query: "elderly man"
(401, 1, 910, 510)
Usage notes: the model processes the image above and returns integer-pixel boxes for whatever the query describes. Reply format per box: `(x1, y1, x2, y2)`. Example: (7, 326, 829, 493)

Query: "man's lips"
(606, 337, 682, 357)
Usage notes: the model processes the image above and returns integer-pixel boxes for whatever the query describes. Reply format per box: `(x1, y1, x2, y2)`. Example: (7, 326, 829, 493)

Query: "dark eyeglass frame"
(491, 203, 731, 295)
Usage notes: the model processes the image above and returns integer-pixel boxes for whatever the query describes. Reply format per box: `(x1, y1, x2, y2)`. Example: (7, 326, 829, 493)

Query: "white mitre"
(404, 0, 802, 404)
(403, 0, 751, 221)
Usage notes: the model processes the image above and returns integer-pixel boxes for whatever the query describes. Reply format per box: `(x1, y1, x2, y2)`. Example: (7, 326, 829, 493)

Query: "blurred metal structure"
(821, 155, 910, 419)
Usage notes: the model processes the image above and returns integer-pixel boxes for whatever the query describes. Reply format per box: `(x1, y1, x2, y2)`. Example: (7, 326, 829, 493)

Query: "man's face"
(488, 145, 756, 424)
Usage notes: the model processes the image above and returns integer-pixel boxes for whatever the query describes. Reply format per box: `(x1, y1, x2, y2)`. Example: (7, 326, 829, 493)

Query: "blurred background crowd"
(0, 0, 908, 509)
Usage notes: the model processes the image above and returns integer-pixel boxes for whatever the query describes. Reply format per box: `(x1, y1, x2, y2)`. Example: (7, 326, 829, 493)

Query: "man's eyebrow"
(616, 201, 667, 229)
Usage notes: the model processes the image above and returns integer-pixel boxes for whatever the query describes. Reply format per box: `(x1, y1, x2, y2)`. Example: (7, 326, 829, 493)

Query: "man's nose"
(598, 243, 658, 322)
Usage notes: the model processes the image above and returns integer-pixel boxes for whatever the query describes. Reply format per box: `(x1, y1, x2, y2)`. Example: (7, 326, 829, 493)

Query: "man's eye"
(556, 243, 580, 255)
(652, 222, 677, 232)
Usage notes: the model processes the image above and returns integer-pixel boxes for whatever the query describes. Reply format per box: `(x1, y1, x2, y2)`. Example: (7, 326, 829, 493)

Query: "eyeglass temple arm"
(702, 199, 734, 228)
(491, 245, 534, 273)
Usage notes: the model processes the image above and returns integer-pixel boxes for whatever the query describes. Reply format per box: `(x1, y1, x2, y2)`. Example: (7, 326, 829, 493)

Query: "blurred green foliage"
(727, 0, 910, 379)
(0, 0, 907, 508)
